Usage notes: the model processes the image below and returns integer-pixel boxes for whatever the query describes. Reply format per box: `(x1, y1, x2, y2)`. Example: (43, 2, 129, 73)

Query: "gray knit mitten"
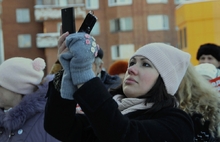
(65, 32, 99, 85)
(59, 52, 77, 100)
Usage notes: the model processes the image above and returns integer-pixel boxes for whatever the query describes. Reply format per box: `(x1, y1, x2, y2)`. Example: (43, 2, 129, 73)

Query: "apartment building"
(0, 0, 3, 63)
(176, 0, 220, 65)
(1, 0, 183, 73)
(1, 0, 45, 65)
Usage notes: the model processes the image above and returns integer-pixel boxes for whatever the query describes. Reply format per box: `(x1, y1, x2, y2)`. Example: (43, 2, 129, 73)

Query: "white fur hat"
(195, 63, 217, 79)
(131, 43, 191, 95)
(0, 57, 46, 95)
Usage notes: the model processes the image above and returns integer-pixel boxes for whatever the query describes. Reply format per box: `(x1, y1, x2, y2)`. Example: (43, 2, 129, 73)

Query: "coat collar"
(0, 83, 48, 131)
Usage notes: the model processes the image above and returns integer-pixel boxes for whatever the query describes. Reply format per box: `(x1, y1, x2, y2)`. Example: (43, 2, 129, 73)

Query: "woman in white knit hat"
(0, 57, 60, 142)
(44, 32, 195, 142)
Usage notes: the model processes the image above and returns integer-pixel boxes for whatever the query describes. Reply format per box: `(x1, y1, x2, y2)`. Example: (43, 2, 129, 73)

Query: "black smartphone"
(61, 7, 76, 34)
(78, 12, 97, 34)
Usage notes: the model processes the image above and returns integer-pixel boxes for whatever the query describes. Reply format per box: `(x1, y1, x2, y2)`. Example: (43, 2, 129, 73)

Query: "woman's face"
(123, 56, 159, 98)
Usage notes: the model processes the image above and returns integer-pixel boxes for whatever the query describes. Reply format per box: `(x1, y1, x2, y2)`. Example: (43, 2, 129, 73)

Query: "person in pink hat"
(44, 32, 195, 142)
(0, 57, 60, 142)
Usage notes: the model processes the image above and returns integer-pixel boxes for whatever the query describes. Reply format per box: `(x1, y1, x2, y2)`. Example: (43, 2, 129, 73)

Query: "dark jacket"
(191, 113, 220, 142)
(0, 82, 60, 142)
(44, 77, 194, 142)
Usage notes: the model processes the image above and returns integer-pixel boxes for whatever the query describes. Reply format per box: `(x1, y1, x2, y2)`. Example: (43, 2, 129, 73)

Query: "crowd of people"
(1, 28, 220, 142)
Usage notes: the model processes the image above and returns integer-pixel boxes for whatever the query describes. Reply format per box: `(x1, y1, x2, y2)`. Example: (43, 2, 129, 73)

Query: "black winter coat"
(191, 113, 220, 142)
(44, 77, 194, 142)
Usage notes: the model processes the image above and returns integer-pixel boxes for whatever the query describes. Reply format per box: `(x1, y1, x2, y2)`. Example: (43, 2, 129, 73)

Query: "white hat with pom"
(0, 57, 46, 95)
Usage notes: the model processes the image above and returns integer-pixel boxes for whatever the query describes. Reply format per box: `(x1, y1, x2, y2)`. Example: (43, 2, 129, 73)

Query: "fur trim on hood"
(0, 82, 49, 131)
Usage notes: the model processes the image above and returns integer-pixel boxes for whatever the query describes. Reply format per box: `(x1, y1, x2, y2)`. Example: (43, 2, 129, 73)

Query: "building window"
(36, 0, 43, 5)
(90, 21, 100, 36)
(147, 0, 168, 4)
(57, 22, 62, 33)
(110, 17, 133, 32)
(183, 27, 187, 48)
(55, 0, 67, 6)
(179, 29, 182, 49)
(0, 20, 4, 63)
(108, 0, 132, 7)
(147, 15, 169, 31)
(178, 27, 187, 49)
(16, 9, 30, 23)
(0, 3, 2, 15)
(86, 0, 99, 9)
(18, 34, 31, 48)
(175, 0, 186, 5)
(111, 44, 135, 60)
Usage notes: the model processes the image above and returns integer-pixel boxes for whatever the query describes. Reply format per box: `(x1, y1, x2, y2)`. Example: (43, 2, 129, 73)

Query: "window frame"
(18, 34, 32, 48)
(86, 0, 99, 10)
(147, 15, 169, 31)
(108, 0, 132, 7)
(16, 8, 30, 23)
(111, 44, 135, 60)
(90, 21, 100, 36)
(146, 0, 168, 4)
(110, 17, 133, 32)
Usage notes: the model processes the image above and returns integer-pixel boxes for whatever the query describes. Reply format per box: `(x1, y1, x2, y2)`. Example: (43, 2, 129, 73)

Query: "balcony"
(36, 33, 59, 48)
(35, 4, 87, 48)
(34, 4, 86, 21)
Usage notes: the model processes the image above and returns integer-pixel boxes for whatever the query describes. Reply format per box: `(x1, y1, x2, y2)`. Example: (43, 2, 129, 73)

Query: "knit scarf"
(113, 94, 154, 115)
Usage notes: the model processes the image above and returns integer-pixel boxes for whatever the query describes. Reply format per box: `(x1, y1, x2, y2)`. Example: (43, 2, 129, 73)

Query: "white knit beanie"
(0, 57, 46, 95)
(131, 43, 191, 96)
(195, 63, 217, 79)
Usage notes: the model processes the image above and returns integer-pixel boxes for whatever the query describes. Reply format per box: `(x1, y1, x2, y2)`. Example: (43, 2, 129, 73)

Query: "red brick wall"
(2, 0, 45, 70)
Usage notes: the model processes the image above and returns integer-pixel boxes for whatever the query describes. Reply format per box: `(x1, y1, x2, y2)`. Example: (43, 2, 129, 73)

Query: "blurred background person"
(108, 60, 128, 80)
(94, 48, 121, 90)
(177, 64, 220, 141)
(197, 43, 220, 69)
(195, 63, 220, 92)
(194, 63, 218, 80)
(0, 57, 60, 142)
